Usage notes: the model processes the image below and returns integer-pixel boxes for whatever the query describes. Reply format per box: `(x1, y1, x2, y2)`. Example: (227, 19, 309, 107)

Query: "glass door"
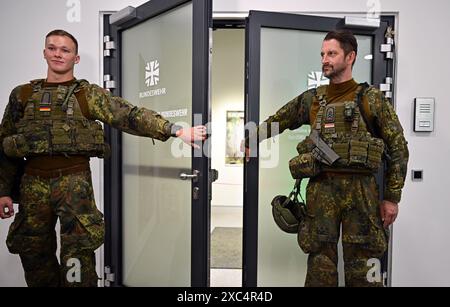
(103, 0, 211, 287)
(244, 11, 393, 286)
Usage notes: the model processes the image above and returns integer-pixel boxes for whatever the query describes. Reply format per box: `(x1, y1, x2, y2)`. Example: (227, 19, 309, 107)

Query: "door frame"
(243, 10, 395, 287)
(103, 0, 212, 287)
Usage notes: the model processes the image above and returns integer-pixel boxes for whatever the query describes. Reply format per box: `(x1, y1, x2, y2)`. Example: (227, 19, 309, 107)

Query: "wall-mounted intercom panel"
(414, 98, 435, 132)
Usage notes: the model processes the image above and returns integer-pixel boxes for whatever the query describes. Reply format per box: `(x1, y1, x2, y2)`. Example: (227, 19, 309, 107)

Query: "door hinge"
(104, 74, 116, 90)
(380, 77, 393, 99)
(104, 266, 115, 287)
(103, 35, 116, 57)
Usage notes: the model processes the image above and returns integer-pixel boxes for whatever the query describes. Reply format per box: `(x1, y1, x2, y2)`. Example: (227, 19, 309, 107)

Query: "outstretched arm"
(242, 90, 314, 160)
(84, 85, 206, 145)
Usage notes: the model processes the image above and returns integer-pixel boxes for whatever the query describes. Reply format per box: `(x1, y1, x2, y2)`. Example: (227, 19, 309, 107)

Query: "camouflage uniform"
(255, 79, 409, 287)
(0, 79, 174, 287)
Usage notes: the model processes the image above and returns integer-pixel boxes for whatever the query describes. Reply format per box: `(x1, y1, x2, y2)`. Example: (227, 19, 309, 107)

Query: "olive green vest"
(297, 84, 384, 172)
(2, 79, 108, 158)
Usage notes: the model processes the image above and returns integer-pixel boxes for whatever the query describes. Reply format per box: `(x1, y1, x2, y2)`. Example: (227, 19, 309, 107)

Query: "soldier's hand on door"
(380, 200, 398, 228)
(177, 125, 207, 149)
(0, 196, 14, 219)
(240, 139, 251, 162)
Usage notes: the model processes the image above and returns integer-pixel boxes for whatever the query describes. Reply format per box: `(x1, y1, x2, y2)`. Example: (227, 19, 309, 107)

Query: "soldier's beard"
(322, 63, 346, 80)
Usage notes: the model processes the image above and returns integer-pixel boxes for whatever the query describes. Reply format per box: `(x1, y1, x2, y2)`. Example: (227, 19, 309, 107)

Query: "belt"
(321, 166, 374, 174)
(24, 162, 90, 179)
(318, 167, 374, 179)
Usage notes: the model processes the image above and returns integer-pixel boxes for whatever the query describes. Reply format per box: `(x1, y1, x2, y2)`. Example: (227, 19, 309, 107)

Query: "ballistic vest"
(2, 79, 108, 158)
(297, 84, 384, 172)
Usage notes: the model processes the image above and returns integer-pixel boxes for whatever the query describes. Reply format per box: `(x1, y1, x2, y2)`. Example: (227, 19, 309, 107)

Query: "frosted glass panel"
(121, 3, 193, 287)
(258, 27, 372, 286)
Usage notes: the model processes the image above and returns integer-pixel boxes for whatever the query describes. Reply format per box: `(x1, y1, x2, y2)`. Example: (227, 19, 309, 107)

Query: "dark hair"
(45, 29, 78, 54)
(324, 30, 358, 65)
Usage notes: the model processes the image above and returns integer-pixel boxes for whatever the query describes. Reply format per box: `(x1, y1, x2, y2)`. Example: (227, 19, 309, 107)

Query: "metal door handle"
(179, 170, 200, 181)
(180, 173, 197, 180)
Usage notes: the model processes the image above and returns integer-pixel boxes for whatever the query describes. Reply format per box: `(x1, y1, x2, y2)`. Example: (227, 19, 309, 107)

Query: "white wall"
(213, 0, 450, 286)
(211, 29, 245, 207)
(0, 0, 148, 287)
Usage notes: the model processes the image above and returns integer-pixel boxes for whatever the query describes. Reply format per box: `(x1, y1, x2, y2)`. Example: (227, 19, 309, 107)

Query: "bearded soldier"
(244, 30, 409, 287)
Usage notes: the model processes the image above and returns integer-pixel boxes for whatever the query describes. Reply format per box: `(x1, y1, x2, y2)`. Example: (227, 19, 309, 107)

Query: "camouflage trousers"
(297, 173, 388, 287)
(6, 170, 105, 287)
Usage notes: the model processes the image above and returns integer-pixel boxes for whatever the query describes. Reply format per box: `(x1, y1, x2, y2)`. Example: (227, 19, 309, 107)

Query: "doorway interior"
(210, 19, 245, 287)
(209, 13, 395, 287)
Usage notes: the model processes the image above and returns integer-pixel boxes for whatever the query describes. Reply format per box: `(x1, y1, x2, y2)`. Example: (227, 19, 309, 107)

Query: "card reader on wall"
(414, 98, 435, 132)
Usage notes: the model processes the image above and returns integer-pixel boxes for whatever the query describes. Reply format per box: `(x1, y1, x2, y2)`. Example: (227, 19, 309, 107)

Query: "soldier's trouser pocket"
(6, 212, 26, 254)
(60, 172, 105, 252)
(7, 211, 57, 255)
(70, 210, 105, 251)
(342, 215, 388, 258)
(297, 213, 340, 254)
(297, 180, 339, 254)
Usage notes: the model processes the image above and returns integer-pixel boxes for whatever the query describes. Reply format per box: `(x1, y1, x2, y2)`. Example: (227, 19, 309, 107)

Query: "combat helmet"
(271, 179, 307, 234)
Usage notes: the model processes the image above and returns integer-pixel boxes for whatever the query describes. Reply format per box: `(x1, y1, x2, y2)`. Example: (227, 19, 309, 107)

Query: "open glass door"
(244, 11, 394, 286)
(103, 0, 211, 287)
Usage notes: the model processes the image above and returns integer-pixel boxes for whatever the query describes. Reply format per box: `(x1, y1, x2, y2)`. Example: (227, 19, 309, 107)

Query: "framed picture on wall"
(225, 110, 244, 165)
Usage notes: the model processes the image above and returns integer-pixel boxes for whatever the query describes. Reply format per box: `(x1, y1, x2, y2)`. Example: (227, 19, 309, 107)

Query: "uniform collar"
(43, 78, 77, 88)
(327, 78, 358, 98)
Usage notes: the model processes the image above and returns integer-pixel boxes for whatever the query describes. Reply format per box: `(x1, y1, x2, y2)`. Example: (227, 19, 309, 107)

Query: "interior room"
(0, 0, 449, 288)
(210, 26, 245, 287)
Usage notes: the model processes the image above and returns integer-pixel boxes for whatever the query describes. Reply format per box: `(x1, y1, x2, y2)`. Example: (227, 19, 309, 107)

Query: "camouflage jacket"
(0, 79, 173, 197)
(253, 85, 409, 204)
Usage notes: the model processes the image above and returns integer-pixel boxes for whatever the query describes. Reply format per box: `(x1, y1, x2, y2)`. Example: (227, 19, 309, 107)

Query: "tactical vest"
(296, 84, 384, 174)
(2, 79, 108, 159)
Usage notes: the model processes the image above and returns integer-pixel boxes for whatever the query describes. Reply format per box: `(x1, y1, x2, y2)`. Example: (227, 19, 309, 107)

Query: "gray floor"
(210, 206, 243, 287)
